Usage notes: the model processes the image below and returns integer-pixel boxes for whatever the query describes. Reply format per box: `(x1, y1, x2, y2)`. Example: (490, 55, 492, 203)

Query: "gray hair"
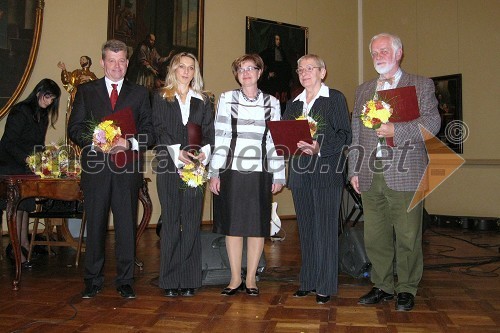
(369, 33, 403, 53)
(297, 54, 326, 69)
(101, 39, 128, 59)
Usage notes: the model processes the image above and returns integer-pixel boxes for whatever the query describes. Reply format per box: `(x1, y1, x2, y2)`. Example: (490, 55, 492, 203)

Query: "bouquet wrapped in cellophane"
(27, 142, 81, 178)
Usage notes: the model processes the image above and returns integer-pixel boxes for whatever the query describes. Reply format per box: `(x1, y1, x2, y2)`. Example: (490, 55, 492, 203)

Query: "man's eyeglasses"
(237, 66, 260, 73)
(296, 66, 322, 75)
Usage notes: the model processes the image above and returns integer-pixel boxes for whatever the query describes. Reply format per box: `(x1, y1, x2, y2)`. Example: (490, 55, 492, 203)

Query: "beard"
(374, 56, 397, 75)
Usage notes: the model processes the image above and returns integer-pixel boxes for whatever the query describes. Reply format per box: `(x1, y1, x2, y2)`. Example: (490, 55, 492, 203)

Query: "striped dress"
(210, 89, 285, 237)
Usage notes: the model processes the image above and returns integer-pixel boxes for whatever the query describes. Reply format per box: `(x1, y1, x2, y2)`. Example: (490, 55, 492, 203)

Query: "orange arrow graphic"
(408, 125, 465, 211)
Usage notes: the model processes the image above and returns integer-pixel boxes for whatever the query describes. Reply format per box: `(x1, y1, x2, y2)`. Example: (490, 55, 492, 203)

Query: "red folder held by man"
(102, 107, 137, 167)
(377, 86, 420, 147)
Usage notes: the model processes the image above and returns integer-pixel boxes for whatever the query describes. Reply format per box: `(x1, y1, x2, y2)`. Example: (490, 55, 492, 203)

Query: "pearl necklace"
(240, 88, 261, 102)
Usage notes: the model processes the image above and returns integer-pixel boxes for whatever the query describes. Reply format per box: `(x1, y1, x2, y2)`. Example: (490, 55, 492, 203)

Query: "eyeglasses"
(296, 66, 322, 75)
(237, 66, 260, 74)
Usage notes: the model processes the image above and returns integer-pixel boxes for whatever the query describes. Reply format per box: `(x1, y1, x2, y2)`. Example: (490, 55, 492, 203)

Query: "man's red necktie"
(110, 83, 118, 109)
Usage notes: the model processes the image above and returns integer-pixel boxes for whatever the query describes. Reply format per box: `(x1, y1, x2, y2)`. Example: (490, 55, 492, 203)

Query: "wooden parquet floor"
(0, 220, 499, 333)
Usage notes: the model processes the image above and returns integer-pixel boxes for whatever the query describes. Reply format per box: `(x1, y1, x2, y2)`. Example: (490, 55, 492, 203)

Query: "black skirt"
(213, 169, 272, 237)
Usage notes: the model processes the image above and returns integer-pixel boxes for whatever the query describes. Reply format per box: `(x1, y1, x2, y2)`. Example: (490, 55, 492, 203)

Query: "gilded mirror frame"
(0, 0, 44, 119)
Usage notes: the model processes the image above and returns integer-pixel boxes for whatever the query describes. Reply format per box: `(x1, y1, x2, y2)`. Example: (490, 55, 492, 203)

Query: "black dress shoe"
(164, 288, 179, 297)
(221, 282, 245, 296)
(245, 287, 259, 296)
(117, 284, 136, 299)
(316, 294, 331, 304)
(395, 292, 415, 311)
(180, 288, 195, 297)
(293, 289, 316, 297)
(358, 287, 394, 305)
(82, 285, 102, 299)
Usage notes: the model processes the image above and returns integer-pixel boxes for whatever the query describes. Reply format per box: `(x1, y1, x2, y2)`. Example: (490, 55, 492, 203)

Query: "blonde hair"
(159, 52, 205, 102)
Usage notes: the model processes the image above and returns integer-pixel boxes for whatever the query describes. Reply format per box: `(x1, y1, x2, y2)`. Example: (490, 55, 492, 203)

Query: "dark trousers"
(82, 169, 140, 288)
(157, 173, 203, 289)
(361, 169, 423, 296)
(292, 185, 342, 296)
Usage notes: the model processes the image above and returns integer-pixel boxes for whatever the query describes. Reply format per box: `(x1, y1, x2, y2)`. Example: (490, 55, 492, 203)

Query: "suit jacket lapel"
(397, 70, 410, 88)
(115, 80, 133, 112)
(94, 78, 113, 114)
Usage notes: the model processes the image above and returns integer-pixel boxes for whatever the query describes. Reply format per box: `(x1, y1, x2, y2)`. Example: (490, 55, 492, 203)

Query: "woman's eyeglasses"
(296, 66, 322, 75)
(237, 66, 260, 74)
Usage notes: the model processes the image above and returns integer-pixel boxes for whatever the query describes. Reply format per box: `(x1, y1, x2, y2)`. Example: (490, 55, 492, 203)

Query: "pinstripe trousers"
(292, 185, 343, 296)
(158, 172, 203, 289)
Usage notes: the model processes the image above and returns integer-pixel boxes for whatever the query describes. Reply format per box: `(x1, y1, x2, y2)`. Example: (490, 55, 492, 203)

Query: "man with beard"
(348, 33, 440, 311)
(127, 33, 174, 90)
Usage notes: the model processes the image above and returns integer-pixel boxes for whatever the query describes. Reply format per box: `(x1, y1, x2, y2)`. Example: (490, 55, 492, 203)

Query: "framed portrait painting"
(431, 74, 463, 154)
(245, 17, 308, 109)
(107, 0, 204, 89)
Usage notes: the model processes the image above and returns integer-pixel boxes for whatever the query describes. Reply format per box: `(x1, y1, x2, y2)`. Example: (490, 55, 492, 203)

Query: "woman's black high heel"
(245, 287, 259, 296)
(221, 282, 245, 296)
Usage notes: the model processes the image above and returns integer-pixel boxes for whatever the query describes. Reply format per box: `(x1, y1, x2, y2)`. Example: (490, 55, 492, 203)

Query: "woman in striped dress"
(209, 54, 285, 296)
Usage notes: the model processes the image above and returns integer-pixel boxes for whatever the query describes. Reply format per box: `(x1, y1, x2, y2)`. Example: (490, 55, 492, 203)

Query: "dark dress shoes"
(82, 285, 102, 299)
(316, 294, 331, 304)
(245, 287, 259, 296)
(395, 292, 415, 311)
(180, 288, 195, 297)
(221, 282, 245, 296)
(164, 288, 179, 297)
(293, 289, 316, 297)
(117, 284, 136, 299)
(358, 287, 394, 305)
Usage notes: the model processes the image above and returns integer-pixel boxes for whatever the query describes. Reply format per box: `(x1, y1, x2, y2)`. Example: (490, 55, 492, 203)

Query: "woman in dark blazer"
(282, 54, 351, 304)
(152, 52, 214, 297)
(0, 79, 61, 266)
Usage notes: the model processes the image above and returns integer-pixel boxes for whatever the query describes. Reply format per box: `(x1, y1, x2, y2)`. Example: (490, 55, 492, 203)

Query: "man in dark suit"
(68, 39, 153, 299)
(349, 33, 440, 311)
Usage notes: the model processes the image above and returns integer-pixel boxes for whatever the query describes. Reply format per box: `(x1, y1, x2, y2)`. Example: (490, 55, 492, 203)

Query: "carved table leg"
(6, 182, 21, 290)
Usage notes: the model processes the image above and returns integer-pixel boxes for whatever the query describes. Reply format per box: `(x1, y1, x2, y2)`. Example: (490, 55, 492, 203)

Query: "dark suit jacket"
(68, 78, 154, 182)
(282, 88, 352, 188)
(0, 103, 48, 175)
(151, 92, 215, 175)
(348, 71, 441, 192)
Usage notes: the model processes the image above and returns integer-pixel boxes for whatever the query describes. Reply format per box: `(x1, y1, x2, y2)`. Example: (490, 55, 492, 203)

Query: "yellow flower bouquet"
(92, 120, 122, 152)
(27, 143, 81, 178)
(360, 98, 393, 143)
(296, 112, 324, 139)
(178, 161, 208, 189)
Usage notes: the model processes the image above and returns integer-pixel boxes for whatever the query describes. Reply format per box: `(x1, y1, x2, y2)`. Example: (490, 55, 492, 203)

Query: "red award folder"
(266, 120, 313, 156)
(187, 122, 202, 147)
(102, 107, 137, 167)
(377, 86, 420, 147)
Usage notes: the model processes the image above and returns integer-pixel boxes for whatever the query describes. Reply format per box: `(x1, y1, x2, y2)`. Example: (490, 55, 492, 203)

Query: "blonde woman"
(152, 52, 214, 297)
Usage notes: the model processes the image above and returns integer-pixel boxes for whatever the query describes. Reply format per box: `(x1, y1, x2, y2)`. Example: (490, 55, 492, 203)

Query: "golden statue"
(57, 56, 98, 147)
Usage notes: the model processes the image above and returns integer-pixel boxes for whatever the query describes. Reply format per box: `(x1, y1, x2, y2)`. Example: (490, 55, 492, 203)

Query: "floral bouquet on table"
(296, 111, 324, 139)
(27, 142, 81, 178)
(91, 119, 122, 153)
(360, 96, 393, 143)
(178, 156, 208, 190)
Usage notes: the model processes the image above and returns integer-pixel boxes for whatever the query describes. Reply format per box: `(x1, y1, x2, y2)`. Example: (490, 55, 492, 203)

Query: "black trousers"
(82, 168, 141, 288)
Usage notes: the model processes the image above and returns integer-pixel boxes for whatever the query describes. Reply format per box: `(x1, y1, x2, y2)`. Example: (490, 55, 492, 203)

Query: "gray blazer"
(348, 71, 441, 192)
